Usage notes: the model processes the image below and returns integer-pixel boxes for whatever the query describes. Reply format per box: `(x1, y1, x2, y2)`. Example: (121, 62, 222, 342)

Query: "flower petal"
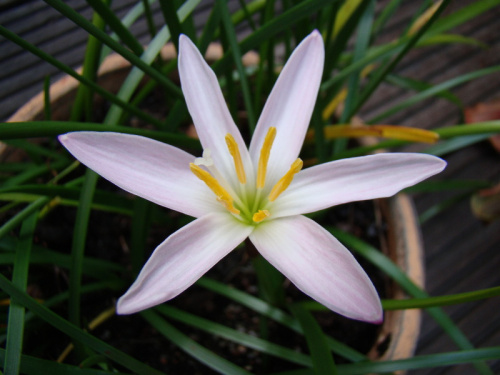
(178, 35, 254, 186)
(249, 30, 324, 186)
(272, 153, 446, 218)
(117, 213, 253, 314)
(250, 215, 382, 323)
(59, 132, 220, 218)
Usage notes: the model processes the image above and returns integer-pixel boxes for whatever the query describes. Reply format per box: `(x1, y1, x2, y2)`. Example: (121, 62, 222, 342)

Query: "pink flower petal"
(272, 153, 446, 218)
(250, 215, 382, 323)
(249, 30, 324, 186)
(178, 35, 254, 186)
(59, 132, 219, 218)
(117, 213, 253, 314)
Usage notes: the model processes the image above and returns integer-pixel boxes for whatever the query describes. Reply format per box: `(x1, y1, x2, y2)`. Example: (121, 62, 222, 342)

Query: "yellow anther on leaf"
(190, 163, 239, 214)
(257, 127, 277, 189)
(269, 158, 303, 202)
(225, 133, 246, 184)
(253, 209, 270, 223)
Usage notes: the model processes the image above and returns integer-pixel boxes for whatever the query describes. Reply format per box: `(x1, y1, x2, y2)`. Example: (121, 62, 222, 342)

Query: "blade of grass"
(86, 0, 144, 55)
(0, 121, 200, 150)
(345, 0, 451, 121)
(158, 0, 183, 51)
(70, 0, 110, 122)
(369, 65, 500, 123)
(336, 347, 500, 374)
(156, 304, 313, 367)
(142, 0, 157, 38)
(0, 349, 130, 375)
(334, 0, 375, 154)
(419, 192, 471, 224)
(43, 75, 51, 120)
(141, 309, 252, 375)
(330, 227, 494, 375)
(289, 304, 337, 375)
(197, 277, 366, 362)
(382, 285, 500, 310)
(0, 198, 48, 241)
(219, 0, 257, 131)
(213, 0, 336, 75)
(385, 74, 462, 108)
(404, 179, 491, 193)
(43, 0, 182, 98)
(0, 25, 164, 128)
(130, 198, 151, 275)
(0, 273, 163, 375)
(3, 213, 37, 375)
(104, 0, 201, 127)
(68, 170, 98, 344)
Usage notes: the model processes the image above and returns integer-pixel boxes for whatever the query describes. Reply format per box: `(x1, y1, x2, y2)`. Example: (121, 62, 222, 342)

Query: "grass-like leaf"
(3, 213, 37, 374)
(0, 273, 163, 375)
(330, 227, 494, 375)
(141, 309, 252, 375)
(289, 304, 337, 374)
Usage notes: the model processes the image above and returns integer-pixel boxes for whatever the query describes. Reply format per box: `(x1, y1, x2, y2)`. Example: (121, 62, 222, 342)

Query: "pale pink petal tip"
(250, 215, 383, 323)
(116, 213, 252, 315)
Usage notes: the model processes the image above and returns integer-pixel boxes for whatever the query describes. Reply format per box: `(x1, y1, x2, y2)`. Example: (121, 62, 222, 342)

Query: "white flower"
(59, 31, 446, 322)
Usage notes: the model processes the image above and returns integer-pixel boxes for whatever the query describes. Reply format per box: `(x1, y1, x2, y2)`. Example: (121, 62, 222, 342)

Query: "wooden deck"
(1, 1, 499, 373)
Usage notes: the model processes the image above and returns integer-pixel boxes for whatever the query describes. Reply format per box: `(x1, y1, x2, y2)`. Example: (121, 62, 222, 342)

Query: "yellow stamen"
(190, 163, 240, 214)
(217, 197, 241, 215)
(225, 133, 246, 184)
(253, 209, 270, 223)
(257, 127, 277, 189)
(268, 158, 303, 202)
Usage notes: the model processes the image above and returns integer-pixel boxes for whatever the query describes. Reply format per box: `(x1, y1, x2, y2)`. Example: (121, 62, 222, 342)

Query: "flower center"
(190, 127, 302, 224)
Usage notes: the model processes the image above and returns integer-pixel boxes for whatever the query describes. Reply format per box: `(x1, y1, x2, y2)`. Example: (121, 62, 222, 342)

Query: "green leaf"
(336, 347, 500, 374)
(197, 277, 366, 362)
(0, 273, 163, 375)
(417, 33, 488, 48)
(382, 285, 500, 310)
(0, 121, 201, 151)
(369, 65, 500, 123)
(289, 304, 337, 374)
(141, 310, 252, 375)
(0, 348, 130, 375)
(330, 227, 494, 375)
(3, 213, 37, 374)
(156, 305, 312, 367)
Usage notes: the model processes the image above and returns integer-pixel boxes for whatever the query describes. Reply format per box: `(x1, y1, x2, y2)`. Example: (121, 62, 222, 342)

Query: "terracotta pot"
(7, 44, 423, 369)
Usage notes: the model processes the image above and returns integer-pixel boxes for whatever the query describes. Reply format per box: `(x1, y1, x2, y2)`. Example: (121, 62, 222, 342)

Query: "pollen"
(252, 209, 270, 223)
(268, 158, 303, 202)
(225, 133, 247, 184)
(257, 127, 276, 189)
(190, 163, 240, 215)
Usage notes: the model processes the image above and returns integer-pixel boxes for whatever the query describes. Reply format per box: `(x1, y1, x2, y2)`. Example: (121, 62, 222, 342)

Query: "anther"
(268, 158, 303, 202)
(225, 134, 246, 184)
(257, 127, 277, 189)
(190, 163, 240, 215)
(253, 209, 270, 223)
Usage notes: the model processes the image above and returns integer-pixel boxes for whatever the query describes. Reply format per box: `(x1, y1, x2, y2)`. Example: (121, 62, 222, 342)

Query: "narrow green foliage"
(382, 286, 500, 310)
(0, 274, 163, 375)
(3, 213, 37, 375)
(219, 0, 257, 131)
(141, 310, 252, 375)
(156, 305, 313, 366)
(289, 304, 337, 375)
(159, 0, 184, 50)
(330, 227, 494, 375)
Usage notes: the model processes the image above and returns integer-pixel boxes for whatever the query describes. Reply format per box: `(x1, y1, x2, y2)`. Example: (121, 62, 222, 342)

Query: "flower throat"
(189, 127, 302, 224)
